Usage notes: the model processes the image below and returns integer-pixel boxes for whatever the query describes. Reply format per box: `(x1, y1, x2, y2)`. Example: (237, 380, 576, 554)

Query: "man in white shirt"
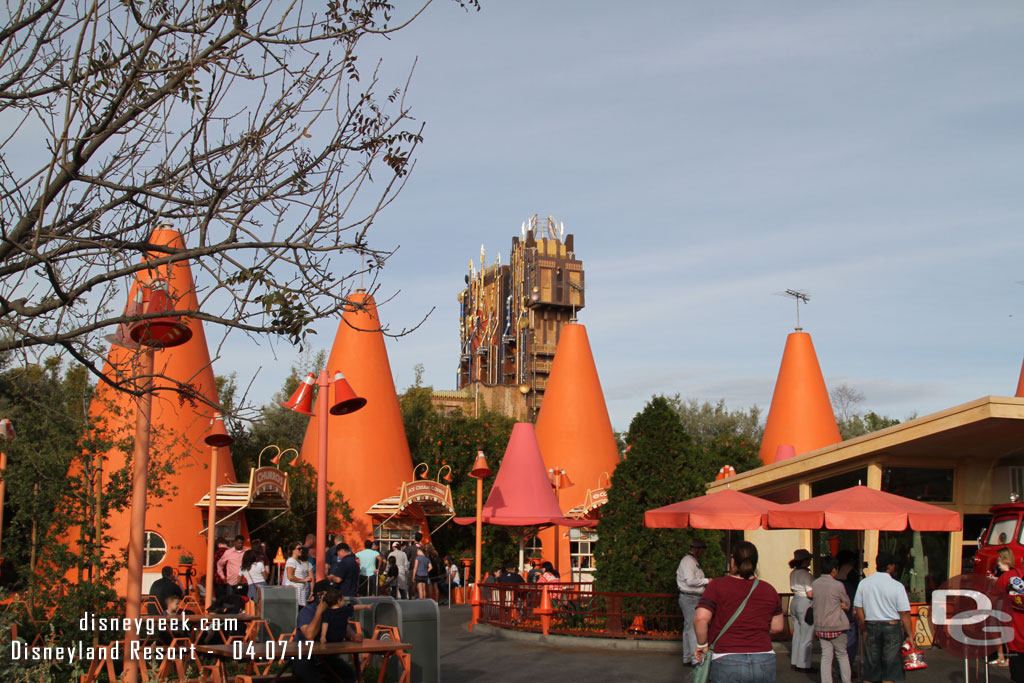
(676, 538, 709, 666)
(853, 551, 914, 683)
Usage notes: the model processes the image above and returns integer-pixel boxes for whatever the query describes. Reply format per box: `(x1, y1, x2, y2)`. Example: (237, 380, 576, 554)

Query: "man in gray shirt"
(676, 539, 708, 666)
(812, 557, 852, 683)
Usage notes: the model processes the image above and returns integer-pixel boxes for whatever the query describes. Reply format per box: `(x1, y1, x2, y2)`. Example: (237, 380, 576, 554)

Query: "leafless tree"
(0, 0, 473, 394)
(830, 383, 865, 425)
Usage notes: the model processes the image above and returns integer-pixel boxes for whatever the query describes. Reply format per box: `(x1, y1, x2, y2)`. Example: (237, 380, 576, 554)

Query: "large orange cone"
(1016, 357, 1024, 398)
(297, 291, 414, 547)
(758, 331, 841, 465)
(535, 324, 620, 575)
(67, 228, 242, 590)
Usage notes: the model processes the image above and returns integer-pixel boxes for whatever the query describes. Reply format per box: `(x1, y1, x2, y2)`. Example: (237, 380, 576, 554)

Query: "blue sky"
(219, 1, 1024, 431)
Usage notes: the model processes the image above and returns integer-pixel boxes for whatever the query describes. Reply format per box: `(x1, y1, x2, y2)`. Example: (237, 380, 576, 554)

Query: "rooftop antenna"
(774, 289, 810, 331)
(568, 280, 584, 322)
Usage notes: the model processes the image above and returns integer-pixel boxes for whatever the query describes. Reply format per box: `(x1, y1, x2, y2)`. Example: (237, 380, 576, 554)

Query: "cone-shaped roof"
(535, 323, 620, 508)
(298, 291, 413, 545)
(455, 423, 593, 527)
(74, 228, 239, 585)
(758, 331, 841, 465)
(1016, 357, 1024, 398)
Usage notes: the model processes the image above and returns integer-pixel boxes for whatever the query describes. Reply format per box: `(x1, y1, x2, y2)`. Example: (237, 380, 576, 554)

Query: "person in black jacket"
(149, 567, 183, 610)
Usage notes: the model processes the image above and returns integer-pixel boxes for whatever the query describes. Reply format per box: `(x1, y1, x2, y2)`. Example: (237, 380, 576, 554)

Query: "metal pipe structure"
(123, 347, 154, 683)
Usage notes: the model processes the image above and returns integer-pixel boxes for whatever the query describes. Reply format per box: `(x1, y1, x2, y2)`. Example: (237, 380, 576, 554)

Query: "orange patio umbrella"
(644, 489, 783, 531)
(766, 486, 962, 531)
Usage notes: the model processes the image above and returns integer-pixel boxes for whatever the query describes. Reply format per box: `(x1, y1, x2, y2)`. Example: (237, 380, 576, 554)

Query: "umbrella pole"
(519, 535, 525, 574)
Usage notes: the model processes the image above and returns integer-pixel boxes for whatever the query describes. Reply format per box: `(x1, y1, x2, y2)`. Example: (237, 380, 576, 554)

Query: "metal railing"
(477, 583, 681, 640)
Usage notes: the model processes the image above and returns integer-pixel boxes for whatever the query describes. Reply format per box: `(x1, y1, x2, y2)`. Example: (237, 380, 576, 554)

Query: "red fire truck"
(971, 501, 1024, 575)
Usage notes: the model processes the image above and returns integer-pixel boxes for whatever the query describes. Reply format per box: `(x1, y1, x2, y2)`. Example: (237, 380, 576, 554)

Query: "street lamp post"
(0, 418, 14, 578)
(203, 415, 233, 609)
(122, 279, 192, 683)
(281, 370, 365, 580)
(469, 451, 493, 585)
(548, 467, 574, 578)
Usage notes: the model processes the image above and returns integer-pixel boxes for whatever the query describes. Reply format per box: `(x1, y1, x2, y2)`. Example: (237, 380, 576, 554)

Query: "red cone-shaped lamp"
(281, 373, 316, 416)
(204, 414, 233, 448)
(128, 282, 193, 348)
(470, 452, 492, 479)
(329, 372, 367, 416)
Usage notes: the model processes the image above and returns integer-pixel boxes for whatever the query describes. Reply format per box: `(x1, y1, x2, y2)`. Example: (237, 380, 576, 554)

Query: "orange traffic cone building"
(758, 331, 841, 465)
(1015, 357, 1024, 398)
(297, 290, 415, 547)
(72, 227, 241, 590)
(534, 323, 620, 577)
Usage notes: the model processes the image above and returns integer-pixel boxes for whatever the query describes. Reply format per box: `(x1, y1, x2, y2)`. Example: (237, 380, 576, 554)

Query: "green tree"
(669, 396, 763, 474)
(595, 396, 725, 594)
(0, 357, 180, 642)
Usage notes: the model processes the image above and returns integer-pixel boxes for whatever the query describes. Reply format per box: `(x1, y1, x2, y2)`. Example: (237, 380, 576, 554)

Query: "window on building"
(878, 530, 950, 603)
(811, 469, 868, 497)
(143, 531, 167, 567)
(524, 535, 543, 561)
(373, 522, 420, 543)
(569, 528, 598, 579)
(881, 467, 954, 502)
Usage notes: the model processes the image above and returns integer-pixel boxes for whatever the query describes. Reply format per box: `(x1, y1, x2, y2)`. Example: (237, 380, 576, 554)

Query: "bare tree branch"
(0, 0, 478, 397)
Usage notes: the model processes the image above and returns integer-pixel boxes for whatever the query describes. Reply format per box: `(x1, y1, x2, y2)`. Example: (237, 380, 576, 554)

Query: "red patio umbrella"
(766, 486, 962, 531)
(644, 489, 783, 530)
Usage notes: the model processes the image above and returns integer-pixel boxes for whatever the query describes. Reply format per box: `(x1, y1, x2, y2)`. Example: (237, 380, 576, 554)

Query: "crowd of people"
(676, 540, 919, 683)
(190, 532, 465, 606)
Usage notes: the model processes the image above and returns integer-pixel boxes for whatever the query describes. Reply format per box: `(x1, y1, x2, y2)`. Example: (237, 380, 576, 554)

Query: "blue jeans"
(710, 653, 776, 683)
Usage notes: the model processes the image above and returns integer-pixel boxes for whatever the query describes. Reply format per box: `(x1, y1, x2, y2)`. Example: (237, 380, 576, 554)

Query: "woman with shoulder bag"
(693, 541, 785, 683)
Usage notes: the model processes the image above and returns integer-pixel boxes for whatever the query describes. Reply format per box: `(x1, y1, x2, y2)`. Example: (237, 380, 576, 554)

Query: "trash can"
(373, 599, 439, 683)
(259, 586, 298, 639)
(353, 595, 399, 638)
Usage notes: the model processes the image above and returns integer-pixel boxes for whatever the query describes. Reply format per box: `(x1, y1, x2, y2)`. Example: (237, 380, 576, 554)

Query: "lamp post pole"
(205, 441, 218, 609)
(280, 370, 365, 582)
(469, 451, 492, 585)
(203, 414, 233, 609)
(121, 274, 192, 683)
(0, 419, 14, 579)
(548, 467, 574, 579)
(316, 370, 330, 581)
(124, 346, 155, 683)
(474, 476, 484, 585)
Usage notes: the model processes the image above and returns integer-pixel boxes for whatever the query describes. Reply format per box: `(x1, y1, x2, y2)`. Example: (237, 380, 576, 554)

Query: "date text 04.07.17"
(231, 640, 314, 661)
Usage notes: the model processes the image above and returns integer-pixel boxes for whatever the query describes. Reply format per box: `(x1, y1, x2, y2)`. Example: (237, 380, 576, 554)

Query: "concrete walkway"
(438, 605, 1008, 682)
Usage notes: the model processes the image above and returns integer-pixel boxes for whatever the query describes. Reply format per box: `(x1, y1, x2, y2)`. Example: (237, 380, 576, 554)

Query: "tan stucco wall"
(744, 528, 804, 595)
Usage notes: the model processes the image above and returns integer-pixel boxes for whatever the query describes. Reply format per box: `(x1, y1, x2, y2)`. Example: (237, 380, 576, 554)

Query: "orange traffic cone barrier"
(627, 615, 646, 634)
(535, 585, 554, 636)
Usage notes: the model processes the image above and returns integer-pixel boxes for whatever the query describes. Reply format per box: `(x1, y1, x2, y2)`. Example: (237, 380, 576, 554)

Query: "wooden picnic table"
(194, 638, 413, 683)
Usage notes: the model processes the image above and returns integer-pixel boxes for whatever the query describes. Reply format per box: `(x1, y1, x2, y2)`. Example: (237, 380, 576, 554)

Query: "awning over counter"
(195, 466, 290, 533)
(566, 487, 608, 520)
(367, 479, 456, 534)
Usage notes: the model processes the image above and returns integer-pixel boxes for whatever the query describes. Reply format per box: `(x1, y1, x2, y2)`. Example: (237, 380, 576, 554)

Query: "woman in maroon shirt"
(693, 541, 785, 683)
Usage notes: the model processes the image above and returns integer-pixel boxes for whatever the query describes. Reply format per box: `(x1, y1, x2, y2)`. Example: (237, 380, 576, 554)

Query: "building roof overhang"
(707, 396, 1024, 496)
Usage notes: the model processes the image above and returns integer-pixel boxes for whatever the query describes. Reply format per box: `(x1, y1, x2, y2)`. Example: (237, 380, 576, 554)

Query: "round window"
(143, 531, 167, 567)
